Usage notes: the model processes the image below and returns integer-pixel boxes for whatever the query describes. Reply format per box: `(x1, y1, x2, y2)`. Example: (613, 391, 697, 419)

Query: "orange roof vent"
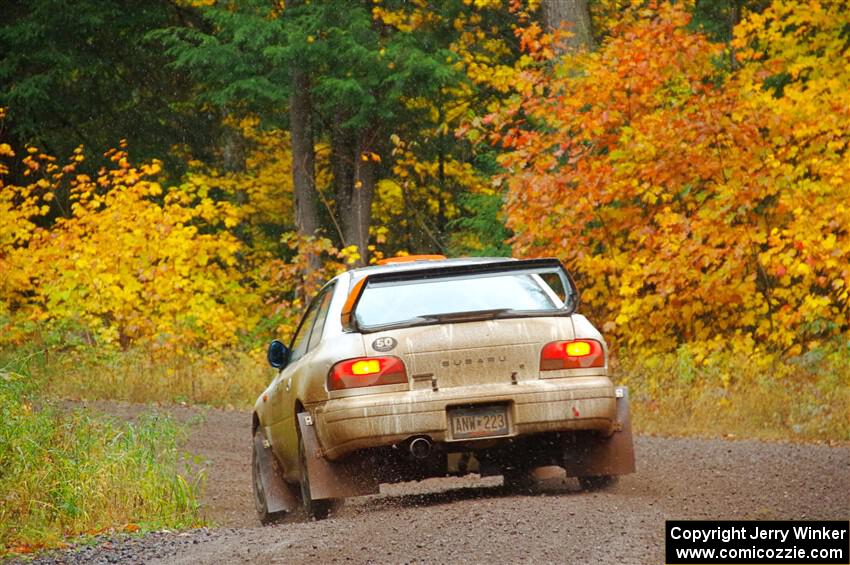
(377, 254, 447, 266)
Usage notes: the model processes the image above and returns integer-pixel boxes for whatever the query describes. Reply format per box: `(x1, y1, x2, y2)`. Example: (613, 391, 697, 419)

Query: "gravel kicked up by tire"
(16, 403, 850, 565)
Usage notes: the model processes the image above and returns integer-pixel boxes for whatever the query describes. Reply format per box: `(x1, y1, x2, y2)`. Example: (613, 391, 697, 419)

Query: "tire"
(578, 475, 617, 491)
(297, 429, 333, 520)
(502, 466, 535, 493)
(252, 430, 287, 524)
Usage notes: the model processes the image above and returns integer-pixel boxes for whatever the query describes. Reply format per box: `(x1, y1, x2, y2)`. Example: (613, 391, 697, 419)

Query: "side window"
(289, 284, 336, 363)
(289, 300, 321, 363)
(307, 286, 334, 352)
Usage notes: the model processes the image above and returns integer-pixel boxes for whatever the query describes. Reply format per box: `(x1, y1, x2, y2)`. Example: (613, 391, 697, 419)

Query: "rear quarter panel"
(256, 274, 368, 481)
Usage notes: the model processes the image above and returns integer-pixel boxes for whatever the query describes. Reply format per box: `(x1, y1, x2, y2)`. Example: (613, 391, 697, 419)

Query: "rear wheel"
(252, 430, 286, 524)
(297, 430, 333, 520)
(502, 464, 535, 493)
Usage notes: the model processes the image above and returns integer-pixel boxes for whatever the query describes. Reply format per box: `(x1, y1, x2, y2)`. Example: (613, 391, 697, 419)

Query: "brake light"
(350, 359, 381, 375)
(328, 356, 408, 391)
(566, 341, 591, 356)
(540, 339, 604, 371)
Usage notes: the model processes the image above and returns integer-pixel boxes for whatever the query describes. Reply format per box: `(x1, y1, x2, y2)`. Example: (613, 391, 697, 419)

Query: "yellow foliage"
(1, 146, 254, 350)
(0, 123, 352, 353)
(372, 139, 491, 253)
(185, 117, 294, 254)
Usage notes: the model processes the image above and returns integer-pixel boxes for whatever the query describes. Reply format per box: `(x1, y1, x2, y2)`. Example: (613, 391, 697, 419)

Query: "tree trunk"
(349, 134, 376, 265)
(728, 0, 742, 69)
(331, 122, 355, 242)
(290, 67, 321, 273)
(220, 115, 245, 173)
(541, 0, 594, 52)
(329, 127, 376, 265)
(330, 123, 378, 266)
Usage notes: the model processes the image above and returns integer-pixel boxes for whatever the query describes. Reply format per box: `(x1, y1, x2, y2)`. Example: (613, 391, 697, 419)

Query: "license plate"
(448, 405, 509, 440)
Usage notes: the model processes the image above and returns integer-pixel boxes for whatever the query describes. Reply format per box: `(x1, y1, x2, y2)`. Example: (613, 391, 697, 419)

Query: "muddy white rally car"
(251, 256, 635, 521)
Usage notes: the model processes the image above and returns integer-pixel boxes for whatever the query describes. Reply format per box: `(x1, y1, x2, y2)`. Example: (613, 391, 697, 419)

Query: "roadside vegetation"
(617, 343, 850, 443)
(0, 0, 848, 552)
(0, 352, 205, 555)
(19, 336, 849, 444)
(41, 345, 266, 409)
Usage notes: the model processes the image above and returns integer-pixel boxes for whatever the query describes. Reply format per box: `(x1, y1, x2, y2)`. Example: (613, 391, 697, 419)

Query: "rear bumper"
(312, 376, 616, 460)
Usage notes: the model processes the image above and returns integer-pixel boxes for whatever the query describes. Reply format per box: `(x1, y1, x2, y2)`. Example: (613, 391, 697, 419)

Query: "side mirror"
(267, 339, 290, 369)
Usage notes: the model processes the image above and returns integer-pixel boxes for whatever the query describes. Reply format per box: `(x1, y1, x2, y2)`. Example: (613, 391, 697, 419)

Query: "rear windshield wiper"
(419, 308, 514, 323)
(354, 307, 569, 333)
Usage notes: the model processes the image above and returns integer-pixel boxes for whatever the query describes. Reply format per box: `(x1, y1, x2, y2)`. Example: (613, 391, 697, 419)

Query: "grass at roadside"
(616, 343, 850, 443)
(0, 354, 206, 556)
(7, 338, 849, 445)
(39, 346, 268, 410)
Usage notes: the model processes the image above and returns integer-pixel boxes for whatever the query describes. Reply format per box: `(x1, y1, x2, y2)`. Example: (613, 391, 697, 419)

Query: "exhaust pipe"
(409, 437, 432, 459)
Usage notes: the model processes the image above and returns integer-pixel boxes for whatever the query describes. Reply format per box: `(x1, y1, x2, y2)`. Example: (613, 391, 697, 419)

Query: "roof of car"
(348, 256, 516, 283)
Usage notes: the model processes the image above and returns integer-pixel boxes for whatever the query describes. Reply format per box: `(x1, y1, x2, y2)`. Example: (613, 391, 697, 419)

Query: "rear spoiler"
(340, 258, 578, 332)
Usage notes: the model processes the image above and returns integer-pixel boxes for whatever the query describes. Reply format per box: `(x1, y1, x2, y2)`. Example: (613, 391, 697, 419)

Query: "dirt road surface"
(24, 402, 850, 564)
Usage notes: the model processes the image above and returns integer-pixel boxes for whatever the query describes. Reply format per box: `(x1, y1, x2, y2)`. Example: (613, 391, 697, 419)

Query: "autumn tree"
(153, 0, 533, 265)
(0, 123, 358, 350)
(494, 2, 850, 355)
(370, 1, 533, 255)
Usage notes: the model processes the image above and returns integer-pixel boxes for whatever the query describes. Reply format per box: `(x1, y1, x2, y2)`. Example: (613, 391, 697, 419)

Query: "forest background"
(1, 0, 849, 548)
(2, 0, 849, 435)
(2, 0, 849, 427)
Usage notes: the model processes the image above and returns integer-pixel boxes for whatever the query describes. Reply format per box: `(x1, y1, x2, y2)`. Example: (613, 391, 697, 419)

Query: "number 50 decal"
(372, 337, 397, 352)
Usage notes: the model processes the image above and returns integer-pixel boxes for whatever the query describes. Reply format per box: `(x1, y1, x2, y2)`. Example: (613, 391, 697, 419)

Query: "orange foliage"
(496, 2, 850, 356)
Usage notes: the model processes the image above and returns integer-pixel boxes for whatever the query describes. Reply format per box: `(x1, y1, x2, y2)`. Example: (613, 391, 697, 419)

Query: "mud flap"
(562, 387, 636, 478)
(253, 431, 299, 514)
(297, 412, 381, 501)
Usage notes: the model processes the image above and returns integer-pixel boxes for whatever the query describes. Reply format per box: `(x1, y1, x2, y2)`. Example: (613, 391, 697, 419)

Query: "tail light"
(328, 356, 408, 391)
(540, 339, 604, 371)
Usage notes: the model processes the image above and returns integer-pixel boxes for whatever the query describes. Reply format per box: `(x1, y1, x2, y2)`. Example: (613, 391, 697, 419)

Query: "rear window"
(353, 272, 564, 328)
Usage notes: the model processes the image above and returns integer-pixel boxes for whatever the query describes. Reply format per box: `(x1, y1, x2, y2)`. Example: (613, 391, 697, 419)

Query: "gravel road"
(20, 402, 850, 564)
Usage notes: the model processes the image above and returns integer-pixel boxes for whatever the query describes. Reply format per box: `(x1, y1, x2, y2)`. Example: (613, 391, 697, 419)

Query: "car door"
(269, 285, 335, 478)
